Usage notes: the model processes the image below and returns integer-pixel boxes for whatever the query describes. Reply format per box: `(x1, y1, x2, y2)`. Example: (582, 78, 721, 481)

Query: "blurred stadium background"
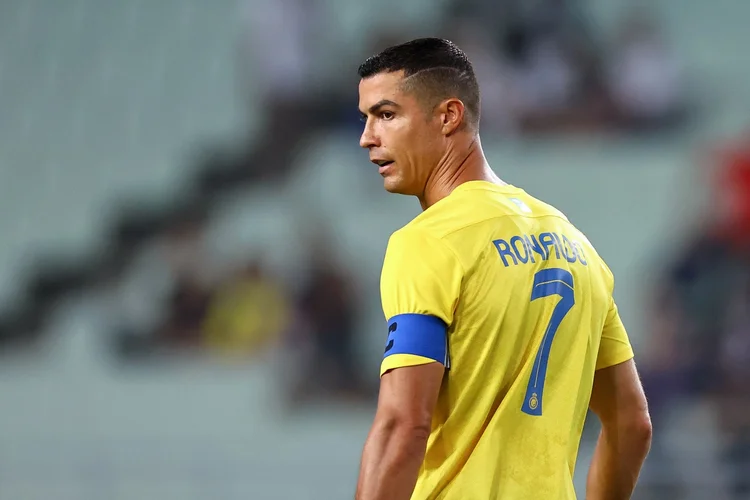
(0, 0, 749, 498)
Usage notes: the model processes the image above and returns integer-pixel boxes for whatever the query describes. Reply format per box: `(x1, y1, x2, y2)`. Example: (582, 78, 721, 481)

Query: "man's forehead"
(358, 71, 408, 107)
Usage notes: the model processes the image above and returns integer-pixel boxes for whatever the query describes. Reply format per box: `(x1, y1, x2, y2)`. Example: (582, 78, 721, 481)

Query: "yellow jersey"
(379, 181, 634, 499)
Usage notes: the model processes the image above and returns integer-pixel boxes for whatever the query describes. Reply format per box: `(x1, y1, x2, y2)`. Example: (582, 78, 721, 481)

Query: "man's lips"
(371, 159, 394, 175)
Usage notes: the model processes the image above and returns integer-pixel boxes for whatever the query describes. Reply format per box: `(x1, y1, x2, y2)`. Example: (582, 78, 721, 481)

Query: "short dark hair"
(358, 38, 481, 130)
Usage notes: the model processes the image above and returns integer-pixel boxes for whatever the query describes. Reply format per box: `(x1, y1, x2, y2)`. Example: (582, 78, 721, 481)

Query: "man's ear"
(439, 98, 465, 135)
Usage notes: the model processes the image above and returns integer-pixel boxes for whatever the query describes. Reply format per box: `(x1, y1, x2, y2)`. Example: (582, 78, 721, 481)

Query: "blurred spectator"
(284, 238, 373, 406)
(227, 0, 354, 188)
(446, 19, 523, 136)
(202, 260, 290, 358)
(159, 275, 212, 349)
(506, 24, 581, 131)
(112, 211, 221, 358)
(153, 214, 221, 351)
(444, 0, 608, 134)
(238, 0, 313, 106)
(716, 132, 750, 231)
(605, 11, 685, 131)
(713, 136, 750, 499)
(644, 137, 750, 498)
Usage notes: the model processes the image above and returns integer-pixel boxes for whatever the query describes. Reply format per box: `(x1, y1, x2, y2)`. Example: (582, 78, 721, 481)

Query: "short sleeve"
(379, 228, 463, 376)
(596, 297, 635, 370)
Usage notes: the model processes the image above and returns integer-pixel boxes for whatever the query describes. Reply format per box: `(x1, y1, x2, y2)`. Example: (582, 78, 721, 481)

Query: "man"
(354, 38, 652, 500)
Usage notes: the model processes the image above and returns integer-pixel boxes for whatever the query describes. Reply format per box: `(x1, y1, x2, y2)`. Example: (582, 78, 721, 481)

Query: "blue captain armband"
(383, 314, 450, 367)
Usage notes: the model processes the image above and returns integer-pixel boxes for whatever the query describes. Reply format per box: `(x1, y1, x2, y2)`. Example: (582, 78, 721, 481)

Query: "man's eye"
(381, 112, 395, 120)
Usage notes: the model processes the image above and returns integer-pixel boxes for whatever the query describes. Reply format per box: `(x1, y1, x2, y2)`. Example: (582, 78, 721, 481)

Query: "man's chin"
(382, 173, 421, 196)
(383, 177, 408, 194)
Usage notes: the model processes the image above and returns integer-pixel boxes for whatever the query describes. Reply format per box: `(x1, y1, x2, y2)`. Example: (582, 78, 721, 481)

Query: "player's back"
(386, 181, 628, 499)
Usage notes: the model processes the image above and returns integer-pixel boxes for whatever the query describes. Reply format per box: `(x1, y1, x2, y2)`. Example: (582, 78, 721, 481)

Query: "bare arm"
(587, 359, 652, 500)
(355, 362, 444, 500)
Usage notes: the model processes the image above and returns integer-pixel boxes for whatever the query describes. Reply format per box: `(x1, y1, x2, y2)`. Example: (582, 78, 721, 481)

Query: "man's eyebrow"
(368, 99, 401, 114)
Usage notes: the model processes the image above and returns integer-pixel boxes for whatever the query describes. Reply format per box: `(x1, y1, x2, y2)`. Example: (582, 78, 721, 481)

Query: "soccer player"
(354, 38, 652, 500)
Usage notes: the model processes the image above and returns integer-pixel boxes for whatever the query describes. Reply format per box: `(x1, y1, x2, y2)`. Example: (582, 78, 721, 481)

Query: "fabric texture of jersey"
(379, 181, 634, 500)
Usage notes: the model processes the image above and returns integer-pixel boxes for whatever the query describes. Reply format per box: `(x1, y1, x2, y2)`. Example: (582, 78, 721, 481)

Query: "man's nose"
(360, 124, 380, 149)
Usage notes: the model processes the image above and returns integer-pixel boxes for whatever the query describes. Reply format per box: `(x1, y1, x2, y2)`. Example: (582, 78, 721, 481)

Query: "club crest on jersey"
(509, 197, 532, 213)
(528, 393, 539, 410)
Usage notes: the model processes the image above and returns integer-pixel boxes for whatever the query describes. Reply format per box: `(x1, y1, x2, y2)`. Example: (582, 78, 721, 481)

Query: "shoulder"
(385, 224, 461, 267)
(399, 190, 488, 243)
(380, 226, 464, 324)
(522, 192, 571, 223)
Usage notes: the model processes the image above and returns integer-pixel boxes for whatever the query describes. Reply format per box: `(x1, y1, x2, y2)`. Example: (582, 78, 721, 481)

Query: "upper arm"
(379, 228, 463, 377)
(376, 362, 445, 434)
(589, 358, 650, 428)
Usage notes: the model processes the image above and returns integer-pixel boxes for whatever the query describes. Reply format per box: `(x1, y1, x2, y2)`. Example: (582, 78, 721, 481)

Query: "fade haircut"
(358, 38, 481, 131)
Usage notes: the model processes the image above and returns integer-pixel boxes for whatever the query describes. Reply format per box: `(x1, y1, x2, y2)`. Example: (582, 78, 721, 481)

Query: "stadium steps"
(0, 0, 257, 345)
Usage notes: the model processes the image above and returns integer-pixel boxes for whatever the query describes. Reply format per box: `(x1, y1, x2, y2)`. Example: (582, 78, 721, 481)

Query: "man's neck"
(418, 136, 504, 210)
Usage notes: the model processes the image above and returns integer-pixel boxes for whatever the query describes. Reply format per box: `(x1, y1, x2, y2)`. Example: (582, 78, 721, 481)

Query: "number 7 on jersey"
(522, 268, 575, 416)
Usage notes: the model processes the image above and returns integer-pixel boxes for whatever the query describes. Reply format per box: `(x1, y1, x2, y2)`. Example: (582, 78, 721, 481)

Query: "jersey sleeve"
(379, 228, 463, 377)
(596, 297, 635, 370)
